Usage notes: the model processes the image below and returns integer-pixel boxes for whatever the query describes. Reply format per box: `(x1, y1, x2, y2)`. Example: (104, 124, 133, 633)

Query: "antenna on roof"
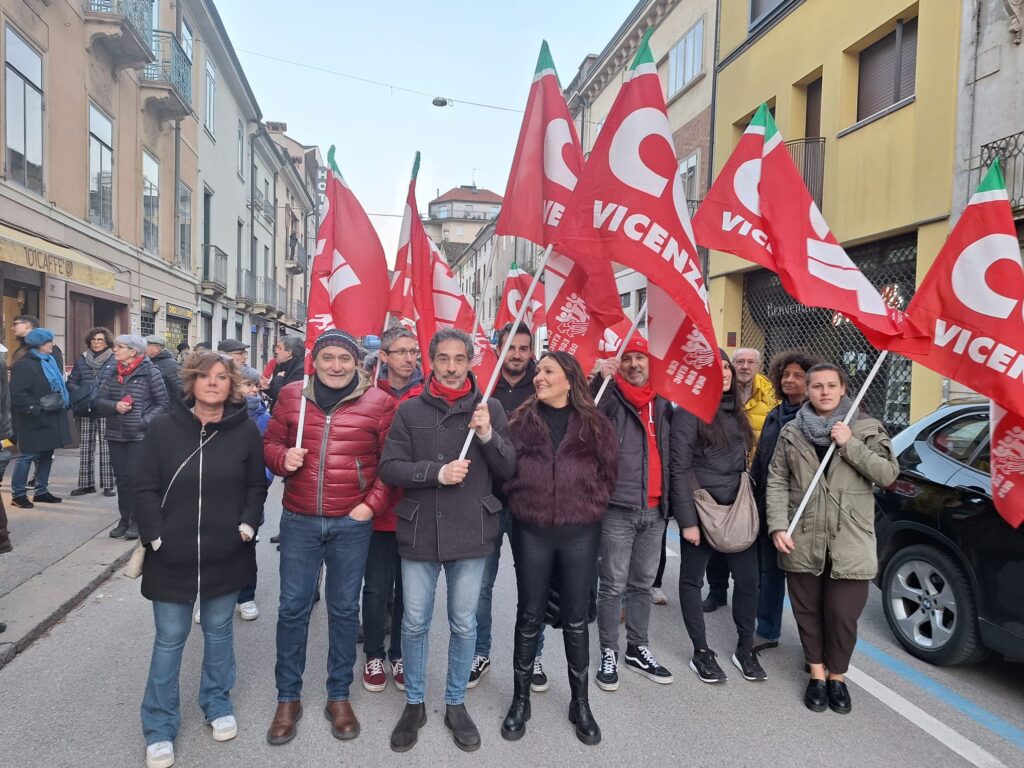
(472, 166, 479, 186)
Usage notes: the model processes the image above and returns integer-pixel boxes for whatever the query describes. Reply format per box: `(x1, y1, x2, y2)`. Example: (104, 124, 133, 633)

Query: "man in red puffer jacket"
(360, 326, 423, 695)
(263, 328, 397, 747)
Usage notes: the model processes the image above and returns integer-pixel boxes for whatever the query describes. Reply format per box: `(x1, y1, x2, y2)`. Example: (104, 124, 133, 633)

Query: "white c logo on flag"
(609, 107, 673, 198)
(543, 118, 578, 191)
(950, 233, 1022, 319)
(733, 158, 763, 216)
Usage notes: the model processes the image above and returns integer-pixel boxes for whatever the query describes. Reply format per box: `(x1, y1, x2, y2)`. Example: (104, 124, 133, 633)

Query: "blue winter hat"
(25, 328, 54, 348)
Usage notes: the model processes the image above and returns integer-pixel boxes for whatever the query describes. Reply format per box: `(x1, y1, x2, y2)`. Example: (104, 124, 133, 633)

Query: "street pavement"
(1, 462, 1023, 767)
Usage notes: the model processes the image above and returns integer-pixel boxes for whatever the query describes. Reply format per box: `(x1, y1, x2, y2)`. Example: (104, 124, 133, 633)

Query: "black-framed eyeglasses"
(386, 348, 419, 358)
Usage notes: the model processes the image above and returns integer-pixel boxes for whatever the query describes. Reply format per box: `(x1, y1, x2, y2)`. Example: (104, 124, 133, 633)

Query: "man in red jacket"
(263, 328, 397, 747)
(359, 326, 423, 694)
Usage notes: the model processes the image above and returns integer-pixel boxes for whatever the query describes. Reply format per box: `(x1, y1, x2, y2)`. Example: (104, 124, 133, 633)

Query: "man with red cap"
(591, 335, 674, 692)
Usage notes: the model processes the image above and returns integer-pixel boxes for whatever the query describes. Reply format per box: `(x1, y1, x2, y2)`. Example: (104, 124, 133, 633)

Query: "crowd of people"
(0, 315, 900, 767)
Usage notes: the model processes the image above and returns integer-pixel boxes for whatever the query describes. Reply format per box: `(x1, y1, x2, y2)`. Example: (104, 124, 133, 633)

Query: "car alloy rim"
(888, 559, 957, 650)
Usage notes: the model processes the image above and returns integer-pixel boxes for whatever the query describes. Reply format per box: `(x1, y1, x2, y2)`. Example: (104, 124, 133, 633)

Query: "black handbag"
(38, 392, 65, 412)
(71, 363, 113, 417)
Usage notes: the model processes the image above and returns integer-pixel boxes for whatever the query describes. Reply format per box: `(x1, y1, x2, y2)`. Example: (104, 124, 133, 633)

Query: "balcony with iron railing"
(277, 286, 288, 316)
(286, 235, 307, 274)
(292, 299, 307, 325)
(786, 137, 825, 210)
(253, 276, 282, 315)
(84, 0, 155, 71)
(199, 245, 227, 295)
(141, 30, 192, 120)
(252, 189, 275, 224)
(235, 268, 255, 307)
(979, 131, 1024, 210)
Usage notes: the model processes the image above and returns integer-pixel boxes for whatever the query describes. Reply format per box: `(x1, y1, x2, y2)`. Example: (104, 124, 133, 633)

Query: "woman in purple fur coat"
(499, 351, 618, 747)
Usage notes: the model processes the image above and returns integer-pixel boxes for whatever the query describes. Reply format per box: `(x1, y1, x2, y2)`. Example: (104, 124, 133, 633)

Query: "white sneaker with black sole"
(624, 644, 673, 684)
(530, 656, 549, 692)
(595, 648, 619, 691)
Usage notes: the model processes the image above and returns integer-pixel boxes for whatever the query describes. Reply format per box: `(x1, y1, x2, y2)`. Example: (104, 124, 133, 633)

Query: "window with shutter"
(857, 18, 917, 122)
(750, 0, 786, 26)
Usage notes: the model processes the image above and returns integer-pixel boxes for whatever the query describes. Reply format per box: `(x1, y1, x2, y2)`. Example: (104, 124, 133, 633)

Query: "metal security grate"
(740, 235, 917, 435)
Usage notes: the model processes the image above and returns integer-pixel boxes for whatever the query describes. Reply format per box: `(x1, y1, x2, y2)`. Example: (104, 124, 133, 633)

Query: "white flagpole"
(785, 349, 889, 537)
(373, 311, 392, 384)
(594, 298, 649, 406)
(457, 242, 553, 461)
(295, 373, 309, 449)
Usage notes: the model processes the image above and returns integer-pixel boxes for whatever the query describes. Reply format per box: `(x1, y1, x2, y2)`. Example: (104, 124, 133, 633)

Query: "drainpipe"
(174, 118, 181, 278)
(703, 0, 723, 280)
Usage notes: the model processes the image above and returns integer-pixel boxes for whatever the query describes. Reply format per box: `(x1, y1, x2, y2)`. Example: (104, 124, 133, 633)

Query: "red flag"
(494, 262, 543, 330)
(991, 402, 1024, 529)
(307, 146, 389, 351)
(388, 219, 414, 322)
(542, 252, 617, 374)
(645, 284, 720, 406)
(401, 153, 498, 383)
(554, 30, 721, 421)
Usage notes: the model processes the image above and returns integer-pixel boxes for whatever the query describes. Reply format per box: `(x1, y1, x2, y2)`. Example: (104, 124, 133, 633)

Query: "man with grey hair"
(267, 335, 307, 409)
(380, 327, 516, 754)
(377, 326, 423, 401)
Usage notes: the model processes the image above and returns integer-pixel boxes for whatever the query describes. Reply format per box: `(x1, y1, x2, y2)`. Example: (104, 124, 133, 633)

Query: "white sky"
(216, 0, 637, 263)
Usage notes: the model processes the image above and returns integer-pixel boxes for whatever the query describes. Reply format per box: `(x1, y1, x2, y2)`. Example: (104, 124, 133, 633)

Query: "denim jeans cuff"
(406, 697, 425, 705)
(326, 697, 349, 703)
(204, 708, 233, 723)
(277, 696, 300, 703)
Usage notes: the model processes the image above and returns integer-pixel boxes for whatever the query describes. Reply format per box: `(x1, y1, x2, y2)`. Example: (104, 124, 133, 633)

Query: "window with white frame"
(177, 182, 192, 268)
(237, 119, 245, 177)
(667, 18, 704, 98)
(142, 151, 160, 253)
(88, 104, 114, 230)
(679, 151, 699, 202)
(4, 27, 44, 194)
(181, 18, 193, 61)
(204, 62, 216, 134)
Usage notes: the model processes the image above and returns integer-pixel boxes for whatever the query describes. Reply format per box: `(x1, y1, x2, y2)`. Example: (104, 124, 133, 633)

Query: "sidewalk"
(0, 447, 134, 669)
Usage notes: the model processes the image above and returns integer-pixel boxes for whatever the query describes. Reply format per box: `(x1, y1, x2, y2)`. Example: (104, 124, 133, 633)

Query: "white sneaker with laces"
(237, 601, 259, 621)
(651, 587, 668, 605)
(210, 715, 238, 742)
(145, 741, 175, 768)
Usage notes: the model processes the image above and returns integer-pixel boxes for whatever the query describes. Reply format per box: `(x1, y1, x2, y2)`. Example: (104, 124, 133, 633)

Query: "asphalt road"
(1, 479, 1022, 768)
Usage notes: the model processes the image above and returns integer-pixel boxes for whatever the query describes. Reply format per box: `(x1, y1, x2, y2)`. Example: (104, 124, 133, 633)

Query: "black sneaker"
(702, 592, 727, 612)
(690, 649, 727, 684)
(595, 648, 619, 691)
(732, 648, 768, 681)
(466, 655, 490, 688)
(70, 486, 95, 497)
(32, 492, 62, 504)
(530, 657, 549, 692)
(124, 527, 139, 540)
(11, 496, 33, 509)
(624, 644, 673, 684)
(109, 522, 128, 538)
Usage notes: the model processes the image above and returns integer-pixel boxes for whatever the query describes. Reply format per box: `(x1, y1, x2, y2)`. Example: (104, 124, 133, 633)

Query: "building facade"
(423, 184, 502, 262)
(709, 0, 962, 431)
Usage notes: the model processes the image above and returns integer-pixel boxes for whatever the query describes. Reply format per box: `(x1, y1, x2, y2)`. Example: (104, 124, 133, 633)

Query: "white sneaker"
(145, 741, 175, 768)
(210, 714, 238, 742)
(193, 607, 200, 625)
(651, 587, 668, 606)
(237, 601, 259, 621)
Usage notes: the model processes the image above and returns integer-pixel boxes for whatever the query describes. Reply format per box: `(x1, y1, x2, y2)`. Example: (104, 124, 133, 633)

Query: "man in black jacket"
(266, 335, 306, 409)
(380, 328, 516, 754)
(146, 335, 183, 401)
(593, 335, 674, 692)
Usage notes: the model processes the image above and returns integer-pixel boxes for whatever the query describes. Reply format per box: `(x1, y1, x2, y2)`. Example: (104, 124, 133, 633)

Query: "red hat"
(622, 334, 649, 356)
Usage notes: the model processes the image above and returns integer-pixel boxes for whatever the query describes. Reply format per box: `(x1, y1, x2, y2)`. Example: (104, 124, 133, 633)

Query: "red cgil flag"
(494, 262, 543, 330)
(306, 145, 389, 371)
(496, 40, 625, 372)
(554, 30, 721, 421)
(991, 403, 1024, 529)
(400, 153, 498, 385)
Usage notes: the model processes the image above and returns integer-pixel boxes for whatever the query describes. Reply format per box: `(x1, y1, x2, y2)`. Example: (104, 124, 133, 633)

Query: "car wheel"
(881, 544, 987, 666)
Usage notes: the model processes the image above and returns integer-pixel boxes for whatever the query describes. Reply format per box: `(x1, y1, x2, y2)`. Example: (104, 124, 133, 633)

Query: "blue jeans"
(12, 450, 51, 497)
(141, 591, 239, 746)
(476, 510, 545, 658)
(275, 511, 372, 701)
(756, 533, 787, 641)
(402, 557, 486, 706)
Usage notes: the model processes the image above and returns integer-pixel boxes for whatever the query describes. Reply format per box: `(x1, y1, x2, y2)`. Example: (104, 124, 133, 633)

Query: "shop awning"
(0, 224, 118, 291)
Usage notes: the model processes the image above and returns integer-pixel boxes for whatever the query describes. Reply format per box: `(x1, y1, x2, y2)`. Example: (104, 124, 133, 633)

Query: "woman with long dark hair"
(767, 363, 898, 714)
(66, 326, 116, 497)
(670, 349, 765, 685)
(499, 351, 617, 746)
(135, 352, 268, 768)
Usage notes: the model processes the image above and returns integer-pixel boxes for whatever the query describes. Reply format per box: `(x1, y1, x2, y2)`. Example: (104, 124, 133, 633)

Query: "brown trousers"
(786, 561, 869, 675)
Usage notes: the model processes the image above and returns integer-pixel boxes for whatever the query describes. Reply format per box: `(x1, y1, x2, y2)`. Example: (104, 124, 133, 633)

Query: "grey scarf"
(794, 395, 856, 447)
(84, 348, 113, 370)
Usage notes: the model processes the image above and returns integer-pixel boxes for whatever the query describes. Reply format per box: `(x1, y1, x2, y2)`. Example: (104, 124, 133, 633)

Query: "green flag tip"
(977, 160, 1006, 193)
(327, 145, 342, 176)
(536, 40, 556, 74)
(630, 28, 656, 68)
(411, 152, 421, 180)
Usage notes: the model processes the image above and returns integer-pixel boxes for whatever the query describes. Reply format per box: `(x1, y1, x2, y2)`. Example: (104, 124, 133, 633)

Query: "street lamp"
(432, 96, 452, 107)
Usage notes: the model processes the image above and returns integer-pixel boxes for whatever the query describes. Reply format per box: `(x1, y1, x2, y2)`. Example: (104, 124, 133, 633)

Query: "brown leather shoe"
(267, 701, 302, 745)
(324, 700, 360, 740)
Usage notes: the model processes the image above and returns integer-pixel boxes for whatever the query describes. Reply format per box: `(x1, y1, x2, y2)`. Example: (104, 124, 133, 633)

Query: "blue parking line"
(665, 524, 1024, 751)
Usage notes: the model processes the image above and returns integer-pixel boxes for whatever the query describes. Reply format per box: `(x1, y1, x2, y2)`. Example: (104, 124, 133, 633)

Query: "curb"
(0, 543, 135, 671)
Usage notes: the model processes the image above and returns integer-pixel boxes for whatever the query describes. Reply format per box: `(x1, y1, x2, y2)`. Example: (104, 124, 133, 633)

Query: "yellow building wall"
(709, 0, 961, 415)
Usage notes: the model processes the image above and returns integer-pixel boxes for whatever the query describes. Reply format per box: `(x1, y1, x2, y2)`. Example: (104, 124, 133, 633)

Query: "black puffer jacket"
(669, 395, 750, 529)
(136, 399, 268, 603)
(10, 354, 72, 453)
(95, 357, 169, 441)
(149, 350, 183, 402)
(67, 349, 115, 394)
(593, 379, 672, 516)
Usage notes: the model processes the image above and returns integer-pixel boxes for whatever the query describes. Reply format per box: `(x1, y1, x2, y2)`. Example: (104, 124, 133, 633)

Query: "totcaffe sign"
(0, 225, 117, 291)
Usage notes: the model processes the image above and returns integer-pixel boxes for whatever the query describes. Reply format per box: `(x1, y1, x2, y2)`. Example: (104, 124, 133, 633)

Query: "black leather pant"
(510, 519, 600, 700)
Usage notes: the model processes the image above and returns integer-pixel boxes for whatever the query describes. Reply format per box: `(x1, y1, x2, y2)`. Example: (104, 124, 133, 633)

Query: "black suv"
(874, 400, 1024, 665)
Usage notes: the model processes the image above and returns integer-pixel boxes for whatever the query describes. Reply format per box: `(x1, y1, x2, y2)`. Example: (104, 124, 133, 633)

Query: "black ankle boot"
(502, 619, 538, 741)
(564, 619, 601, 745)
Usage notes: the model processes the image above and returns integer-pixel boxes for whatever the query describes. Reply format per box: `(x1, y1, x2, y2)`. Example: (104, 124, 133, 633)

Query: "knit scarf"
(428, 374, 472, 404)
(794, 395, 856, 447)
(30, 349, 69, 407)
(117, 355, 144, 384)
(615, 373, 661, 505)
(84, 347, 113, 370)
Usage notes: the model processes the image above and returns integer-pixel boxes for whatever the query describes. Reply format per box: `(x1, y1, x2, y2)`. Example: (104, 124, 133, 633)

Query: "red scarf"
(117, 355, 144, 384)
(615, 373, 662, 506)
(428, 374, 472, 404)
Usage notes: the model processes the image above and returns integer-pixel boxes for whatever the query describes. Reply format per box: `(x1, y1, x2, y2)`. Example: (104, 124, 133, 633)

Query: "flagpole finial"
(411, 151, 421, 181)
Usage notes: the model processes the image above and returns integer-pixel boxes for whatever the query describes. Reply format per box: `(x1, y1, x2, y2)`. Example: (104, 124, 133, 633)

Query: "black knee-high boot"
(564, 619, 601, 745)
(501, 620, 537, 741)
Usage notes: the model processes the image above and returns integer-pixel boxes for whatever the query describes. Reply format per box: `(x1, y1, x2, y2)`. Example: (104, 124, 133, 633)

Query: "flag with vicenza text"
(554, 29, 721, 421)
